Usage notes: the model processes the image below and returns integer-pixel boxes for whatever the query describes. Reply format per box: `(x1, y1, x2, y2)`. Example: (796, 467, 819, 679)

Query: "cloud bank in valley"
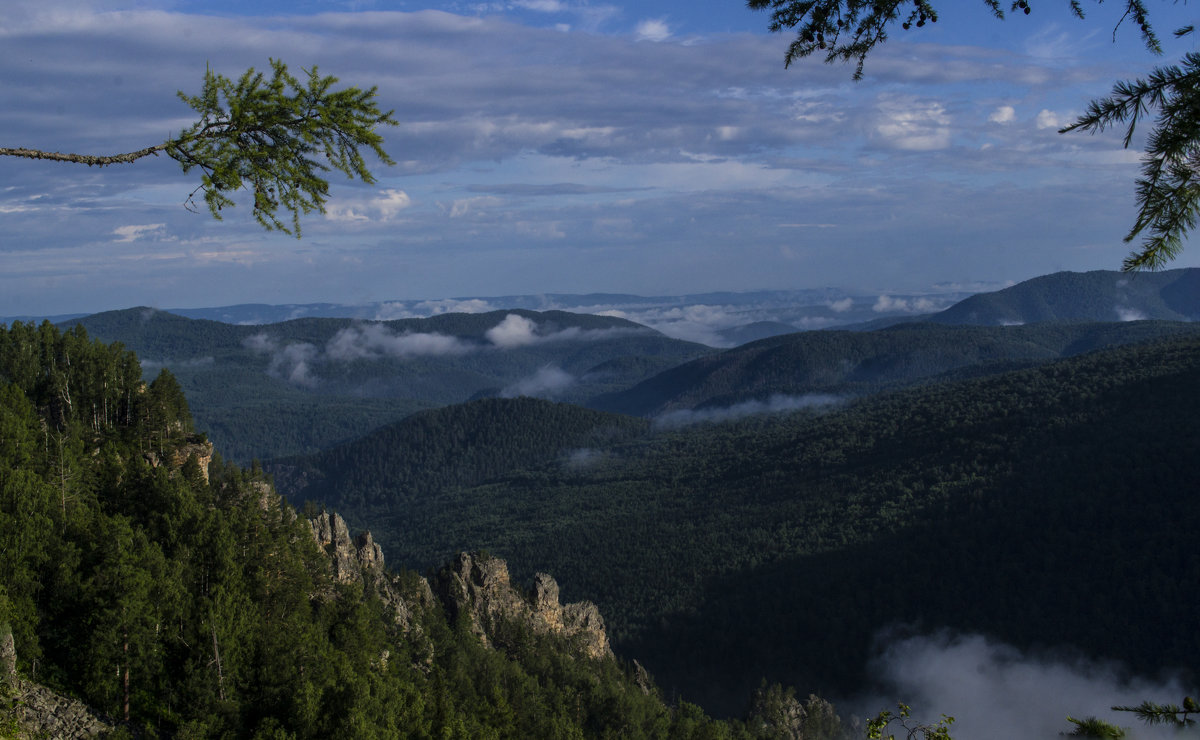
(243, 333, 321, 388)
(242, 314, 634, 386)
(860, 631, 1190, 740)
(654, 393, 843, 428)
(326, 324, 472, 360)
(500, 365, 576, 398)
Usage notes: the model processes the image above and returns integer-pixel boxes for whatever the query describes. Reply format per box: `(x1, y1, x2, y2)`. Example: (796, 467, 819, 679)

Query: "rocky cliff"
(309, 513, 612, 662)
(433, 551, 612, 660)
(309, 511, 435, 637)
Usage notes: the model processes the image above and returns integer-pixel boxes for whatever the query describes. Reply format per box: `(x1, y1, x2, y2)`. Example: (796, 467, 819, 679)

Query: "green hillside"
(297, 334, 1200, 716)
(270, 397, 650, 531)
(591, 320, 1200, 417)
(0, 320, 775, 739)
(928, 268, 1200, 325)
(66, 308, 712, 462)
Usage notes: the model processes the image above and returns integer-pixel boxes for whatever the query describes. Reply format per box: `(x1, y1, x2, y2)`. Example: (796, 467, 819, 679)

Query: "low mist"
(654, 393, 842, 429)
(857, 631, 1192, 740)
(500, 365, 575, 399)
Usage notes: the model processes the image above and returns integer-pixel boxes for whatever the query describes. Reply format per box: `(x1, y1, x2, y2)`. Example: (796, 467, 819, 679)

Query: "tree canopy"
(0, 59, 397, 237)
(747, 0, 1196, 270)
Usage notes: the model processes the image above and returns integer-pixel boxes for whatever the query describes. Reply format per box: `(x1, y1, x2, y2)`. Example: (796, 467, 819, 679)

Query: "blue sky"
(2, 0, 1198, 316)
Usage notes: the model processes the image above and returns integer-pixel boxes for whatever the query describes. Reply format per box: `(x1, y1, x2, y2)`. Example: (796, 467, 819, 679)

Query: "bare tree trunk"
(123, 627, 130, 723)
(211, 622, 226, 701)
(0, 144, 167, 167)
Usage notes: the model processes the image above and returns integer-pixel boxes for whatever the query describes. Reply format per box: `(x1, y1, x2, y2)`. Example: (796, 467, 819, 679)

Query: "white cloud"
(243, 333, 319, 387)
(873, 295, 940, 313)
(500, 365, 575, 398)
(374, 298, 495, 319)
(635, 18, 671, 42)
(988, 105, 1016, 124)
(1115, 306, 1147, 322)
(1036, 109, 1062, 130)
(512, 0, 564, 11)
(486, 313, 540, 348)
(325, 189, 412, 223)
(112, 223, 166, 243)
(242, 332, 277, 353)
(655, 393, 842, 428)
(326, 324, 471, 359)
(874, 95, 951, 151)
(448, 195, 502, 218)
(827, 297, 854, 313)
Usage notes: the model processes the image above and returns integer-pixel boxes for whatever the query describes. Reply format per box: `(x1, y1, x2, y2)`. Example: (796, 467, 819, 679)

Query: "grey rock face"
(309, 511, 434, 637)
(434, 552, 613, 660)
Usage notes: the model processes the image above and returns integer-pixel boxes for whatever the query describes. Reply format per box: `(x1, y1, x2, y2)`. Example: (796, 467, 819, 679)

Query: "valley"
(2, 268, 1198, 737)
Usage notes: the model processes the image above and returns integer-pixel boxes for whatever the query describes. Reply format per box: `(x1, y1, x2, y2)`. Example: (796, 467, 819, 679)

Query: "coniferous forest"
(0, 321, 789, 739)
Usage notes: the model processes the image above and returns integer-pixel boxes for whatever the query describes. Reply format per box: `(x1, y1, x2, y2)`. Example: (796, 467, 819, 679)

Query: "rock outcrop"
(170, 435, 214, 483)
(13, 682, 116, 739)
(309, 512, 434, 636)
(2, 625, 115, 739)
(1, 626, 15, 686)
(434, 552, 612, 660)
(309, 515, 612, 663)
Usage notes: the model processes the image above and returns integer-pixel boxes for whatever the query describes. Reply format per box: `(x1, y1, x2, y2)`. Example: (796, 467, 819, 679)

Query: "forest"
(0, 320, 837, 738)
(273, 333, 1200, 716)
(4, 310, 1198, 737)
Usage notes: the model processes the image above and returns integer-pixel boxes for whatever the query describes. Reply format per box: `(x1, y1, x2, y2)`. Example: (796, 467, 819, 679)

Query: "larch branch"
(0, 143, 169, 167)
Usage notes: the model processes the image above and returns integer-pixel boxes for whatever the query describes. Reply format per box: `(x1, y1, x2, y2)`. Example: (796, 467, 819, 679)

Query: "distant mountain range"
(60, 307, 711, 461)
(15, 268, 1192, 461)
(10, 268, 1198, 348)
(6, 285, 980, 347)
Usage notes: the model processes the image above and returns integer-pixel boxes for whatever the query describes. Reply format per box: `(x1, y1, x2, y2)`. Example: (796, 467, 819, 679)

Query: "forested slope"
(0, 321, 773, 739)
(926, 268, 1200, 325)
(591, 319, 1200, 416)
(320, 334, 1200, 716)
(270, 397, 649, 534)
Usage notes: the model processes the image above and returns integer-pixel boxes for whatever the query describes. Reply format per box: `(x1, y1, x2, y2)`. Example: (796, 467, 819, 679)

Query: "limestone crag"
(309, 512, 434, 636)
(435, 552, 613, 660)
(170, 435, 214, 483)
(308, 516, 612, 662)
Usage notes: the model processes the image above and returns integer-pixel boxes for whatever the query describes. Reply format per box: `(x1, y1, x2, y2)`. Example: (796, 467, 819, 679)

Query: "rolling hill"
(62, 307, 712, 461)
(272, 334, 1200, 715)
(590, 319, 1200, 417)
(927, 268, 1200, 325)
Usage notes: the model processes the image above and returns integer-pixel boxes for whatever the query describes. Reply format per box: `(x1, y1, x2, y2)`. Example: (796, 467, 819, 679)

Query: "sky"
(2, 0, 1199, 317)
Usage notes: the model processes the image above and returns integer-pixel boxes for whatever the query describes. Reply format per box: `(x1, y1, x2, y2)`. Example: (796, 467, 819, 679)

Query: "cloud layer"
(3, 1, 1198, 317)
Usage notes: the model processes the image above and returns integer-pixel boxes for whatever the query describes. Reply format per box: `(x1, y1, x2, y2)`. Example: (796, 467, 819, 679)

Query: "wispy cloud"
(654, 393, 842, 429)
(635, 18, 671, 42)
(326, 324, 472, 359)
(500, 364, 575, 398)
(112, 223, 167, 243)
